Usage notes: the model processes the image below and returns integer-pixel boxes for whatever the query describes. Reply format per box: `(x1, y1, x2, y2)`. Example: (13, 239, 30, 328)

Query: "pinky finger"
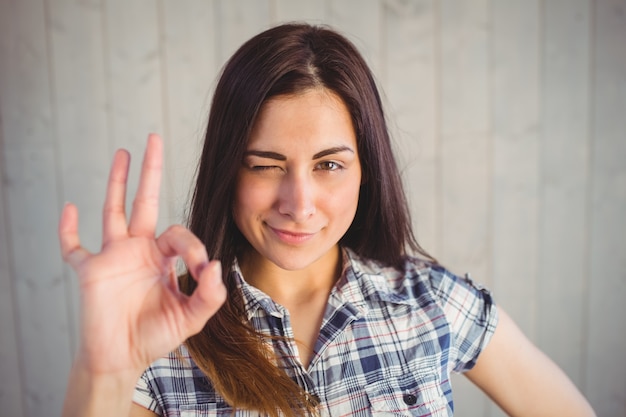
(58, 203, 90, 268)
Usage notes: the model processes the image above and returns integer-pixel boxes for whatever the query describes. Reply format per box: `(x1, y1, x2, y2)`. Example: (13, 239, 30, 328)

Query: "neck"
(239, 246, 342, 306)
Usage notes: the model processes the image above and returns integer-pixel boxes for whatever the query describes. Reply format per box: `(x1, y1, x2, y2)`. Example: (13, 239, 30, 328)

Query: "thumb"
(59, 203, 91, 268)
(181, 261, 227, 336)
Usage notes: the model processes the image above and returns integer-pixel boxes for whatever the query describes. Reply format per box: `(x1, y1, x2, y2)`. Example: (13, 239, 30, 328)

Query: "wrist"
(62, 360, 143, 417)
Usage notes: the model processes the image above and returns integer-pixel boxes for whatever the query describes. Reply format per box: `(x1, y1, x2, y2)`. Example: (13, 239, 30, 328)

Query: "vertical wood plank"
(0, 2, 24, 414)
(1, 1, 623, 415)
(0, 0, 54, 149)
(439, 2, 491, 413)
(0, 132, 25, 417)
(490, 3, 541, 414)
(273, 0, 326, 24)
(215, 0, 272, 65)
(48, 0, 109, 251)
(47, 0, 111, 355)
(104, 0, 171, 229)
(382, 0, 439, 272)
(160, 0, 219, 223)
(439, 0, 490, 282)
(538, 0, 591, 390)
(328, 0, 382, 79)
(0, 1, 72, 416)
(586, 0, 626, 415)
(490, 0, 540, 333)
(4, 148, 71, 417)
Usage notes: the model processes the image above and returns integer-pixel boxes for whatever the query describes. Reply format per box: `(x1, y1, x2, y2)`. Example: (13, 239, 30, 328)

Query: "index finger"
(128, 134, 163, 237)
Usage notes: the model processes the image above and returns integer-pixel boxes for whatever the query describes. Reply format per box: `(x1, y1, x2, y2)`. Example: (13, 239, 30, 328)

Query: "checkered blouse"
(134, 248, 498, 416)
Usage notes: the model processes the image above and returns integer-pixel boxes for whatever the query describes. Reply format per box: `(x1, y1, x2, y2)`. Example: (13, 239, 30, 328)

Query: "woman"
(60, 23, 595, 416)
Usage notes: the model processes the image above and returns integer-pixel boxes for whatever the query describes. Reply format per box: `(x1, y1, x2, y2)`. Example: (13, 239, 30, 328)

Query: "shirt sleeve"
(430, 267, 499, 373)
(133, 371, 164, 416)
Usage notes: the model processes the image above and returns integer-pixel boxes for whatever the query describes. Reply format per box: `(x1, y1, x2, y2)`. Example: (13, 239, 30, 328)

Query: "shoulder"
(346, 248, 490, 307)
(345, 249, 498, 371)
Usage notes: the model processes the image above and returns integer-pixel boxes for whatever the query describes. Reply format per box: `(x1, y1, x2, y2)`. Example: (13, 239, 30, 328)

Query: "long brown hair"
(181, 22, 432, 416)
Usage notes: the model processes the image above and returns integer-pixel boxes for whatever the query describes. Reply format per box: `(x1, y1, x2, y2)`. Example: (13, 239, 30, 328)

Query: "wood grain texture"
(0, 1, 72, 416)
(47, 0, 112, 354)
(328, 0, 382, 78)
(273, 0, 326, 24)
(104, 0, 171, 231)
(586, 0, 626, 415)
(439, 0, 490, 281)
(160, 0, 219, 224)
(538, 0, 591, 390)
(215, 0, 272, 65)
(438, 4, 492, 412)
(0, 0, 55, 150)
(0, 120, 25, 417)
(490, 4, 542, 415)
(0, 1, 623, 416)
(491, 0, 541, 338)
(4, 148, 71, 417)
(383, 0, 440, 257)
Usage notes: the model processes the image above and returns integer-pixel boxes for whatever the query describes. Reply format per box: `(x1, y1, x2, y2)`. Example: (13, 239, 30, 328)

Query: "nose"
(277, 170, 316, 222)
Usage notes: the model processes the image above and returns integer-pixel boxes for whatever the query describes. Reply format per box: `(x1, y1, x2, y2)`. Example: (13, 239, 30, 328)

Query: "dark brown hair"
(181, 22, 432, 416)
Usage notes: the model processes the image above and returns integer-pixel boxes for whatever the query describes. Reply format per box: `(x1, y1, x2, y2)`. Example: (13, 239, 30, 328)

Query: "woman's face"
(233, 89, 362, 272)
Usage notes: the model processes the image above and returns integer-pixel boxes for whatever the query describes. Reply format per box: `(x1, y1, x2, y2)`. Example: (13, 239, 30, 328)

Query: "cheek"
(234, 180, 274, 219)
(324, 178, 361, 218)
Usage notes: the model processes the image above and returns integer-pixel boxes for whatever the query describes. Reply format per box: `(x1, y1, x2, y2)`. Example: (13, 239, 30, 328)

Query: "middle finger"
(128, 134, 163, 238)
(102, 149, 131, 245)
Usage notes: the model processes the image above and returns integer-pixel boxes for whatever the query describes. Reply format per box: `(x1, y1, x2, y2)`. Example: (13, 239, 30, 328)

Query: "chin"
(265, 242, 341, 271)
(266, 252, 322, 271)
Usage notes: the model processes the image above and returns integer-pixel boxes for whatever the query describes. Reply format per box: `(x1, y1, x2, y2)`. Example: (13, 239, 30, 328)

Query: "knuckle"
(133, 195, 159, 208)
(165, 224, 185, 235)
(189, 245, 208, 262)
(171, 223, 185, 232)
(103, 203, 124, 215)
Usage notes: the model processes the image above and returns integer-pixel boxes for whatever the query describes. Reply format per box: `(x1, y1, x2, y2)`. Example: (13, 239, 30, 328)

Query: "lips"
(268, 226, 317, 244)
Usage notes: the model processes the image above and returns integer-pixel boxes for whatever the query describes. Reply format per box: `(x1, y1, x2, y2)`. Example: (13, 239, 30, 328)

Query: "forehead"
(247, 89, 356, 150)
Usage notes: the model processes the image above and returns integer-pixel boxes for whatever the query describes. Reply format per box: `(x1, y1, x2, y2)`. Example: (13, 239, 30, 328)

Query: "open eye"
(316, 161, 343, 171)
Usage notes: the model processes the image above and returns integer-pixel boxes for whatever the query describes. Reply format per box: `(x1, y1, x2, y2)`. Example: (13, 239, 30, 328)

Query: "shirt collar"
(231, 259, 286, 320)
(232, 247, 418, 321)
(338, 248, 419, 306)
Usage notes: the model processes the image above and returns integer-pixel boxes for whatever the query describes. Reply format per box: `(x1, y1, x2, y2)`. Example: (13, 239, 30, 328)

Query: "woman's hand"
(59, 134, 226, 377)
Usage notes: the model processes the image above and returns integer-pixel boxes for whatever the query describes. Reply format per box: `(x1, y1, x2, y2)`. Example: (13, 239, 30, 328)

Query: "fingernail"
(210, 261, 222, 278)
(209, 261, 224, 288)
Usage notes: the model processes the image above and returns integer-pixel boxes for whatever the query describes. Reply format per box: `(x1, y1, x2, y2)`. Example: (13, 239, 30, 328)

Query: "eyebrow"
(243, 150, 286, 161)
(313, 146, 354, 159)
(243, 146, 354, 161)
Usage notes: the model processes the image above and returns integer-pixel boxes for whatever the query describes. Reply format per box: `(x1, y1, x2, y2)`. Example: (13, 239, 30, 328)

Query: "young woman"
(60, 23, 595, 417)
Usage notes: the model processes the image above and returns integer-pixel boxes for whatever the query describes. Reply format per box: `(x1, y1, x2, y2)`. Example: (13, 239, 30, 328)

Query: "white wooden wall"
(0, 1, 624, 416)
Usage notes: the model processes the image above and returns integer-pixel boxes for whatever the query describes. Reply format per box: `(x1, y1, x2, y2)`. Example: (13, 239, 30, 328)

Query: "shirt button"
(403, 393, 417, 405)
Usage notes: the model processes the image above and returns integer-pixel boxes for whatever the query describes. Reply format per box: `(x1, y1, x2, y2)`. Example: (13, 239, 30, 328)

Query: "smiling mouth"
(268, 226, 316, 244)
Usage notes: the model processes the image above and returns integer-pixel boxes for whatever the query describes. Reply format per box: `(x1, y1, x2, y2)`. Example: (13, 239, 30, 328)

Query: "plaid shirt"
(134, 248, 498, 416)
